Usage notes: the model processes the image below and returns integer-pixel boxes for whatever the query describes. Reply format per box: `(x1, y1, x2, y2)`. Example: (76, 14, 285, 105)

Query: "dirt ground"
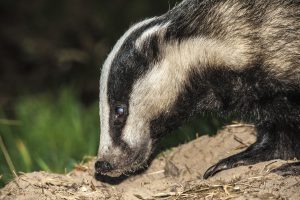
(1, 124, 300, 200)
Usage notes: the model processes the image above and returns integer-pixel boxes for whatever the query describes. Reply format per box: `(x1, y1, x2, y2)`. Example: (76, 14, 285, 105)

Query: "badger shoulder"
(157, 0, 300, 82)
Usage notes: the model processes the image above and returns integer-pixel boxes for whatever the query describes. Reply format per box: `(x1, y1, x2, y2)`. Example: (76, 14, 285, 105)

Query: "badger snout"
(95, 138, 153, 178)
(94, 159, 124, 177)
(94, 160, 113, 174)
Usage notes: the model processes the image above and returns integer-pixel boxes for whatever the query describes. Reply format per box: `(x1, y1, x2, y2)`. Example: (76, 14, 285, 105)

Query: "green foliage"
(0, 89, 99, 186)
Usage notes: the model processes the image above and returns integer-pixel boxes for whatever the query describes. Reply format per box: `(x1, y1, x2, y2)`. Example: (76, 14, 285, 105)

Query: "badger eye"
(115, 106, 125, 117)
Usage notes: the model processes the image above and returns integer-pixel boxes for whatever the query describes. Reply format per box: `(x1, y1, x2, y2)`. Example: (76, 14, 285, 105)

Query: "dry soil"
(1, 124, 300, 200)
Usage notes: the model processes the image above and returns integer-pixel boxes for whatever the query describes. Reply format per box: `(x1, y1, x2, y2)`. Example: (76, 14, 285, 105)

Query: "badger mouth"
(96, 169, 123, 177)
(94, 158, 149, 184)
(99, 162, 147, 177)
(95, 143, 153, 179)
(95, 155, 149, 177)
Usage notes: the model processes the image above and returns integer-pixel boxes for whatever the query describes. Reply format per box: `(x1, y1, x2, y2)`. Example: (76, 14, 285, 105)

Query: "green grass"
(0, 88, 226, 187)
(0, 89, 99, 186)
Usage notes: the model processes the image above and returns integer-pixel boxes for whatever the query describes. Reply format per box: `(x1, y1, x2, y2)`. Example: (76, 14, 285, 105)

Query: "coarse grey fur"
(95, 0, 300, 180)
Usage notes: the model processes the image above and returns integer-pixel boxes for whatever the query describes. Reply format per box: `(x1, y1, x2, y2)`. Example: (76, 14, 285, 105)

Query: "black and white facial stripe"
(98, 17, 169, 171)
(98, 18, 157, 157)
(97, 0, 300, 177)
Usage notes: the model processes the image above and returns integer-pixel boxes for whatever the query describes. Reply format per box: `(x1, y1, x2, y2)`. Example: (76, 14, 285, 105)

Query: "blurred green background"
(0, 0, 227, 187)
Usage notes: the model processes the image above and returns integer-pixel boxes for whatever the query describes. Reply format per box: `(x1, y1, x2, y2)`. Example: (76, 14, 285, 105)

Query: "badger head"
(94, 15, 231, 177)
(95, 17, 180, 176)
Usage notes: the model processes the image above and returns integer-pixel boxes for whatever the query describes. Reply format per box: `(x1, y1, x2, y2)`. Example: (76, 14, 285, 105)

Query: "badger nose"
(95, 160, 112, 174)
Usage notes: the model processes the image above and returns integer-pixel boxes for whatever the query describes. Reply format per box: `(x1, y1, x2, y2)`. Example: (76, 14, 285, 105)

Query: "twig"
(260, 160, 278, 174)
(223, 185, 231, 196)
(185, 164, 192, 174)
(233, 135, 249, 147)
(153, 192, 177, 198)
(146, 170, 165, 175)
(90, 180, 96, 191)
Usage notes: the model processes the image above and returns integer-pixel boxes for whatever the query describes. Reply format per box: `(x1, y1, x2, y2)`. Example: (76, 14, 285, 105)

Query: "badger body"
(95, 0, 300, 179)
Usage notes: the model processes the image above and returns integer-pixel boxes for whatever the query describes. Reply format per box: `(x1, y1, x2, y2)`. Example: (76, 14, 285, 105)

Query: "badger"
(95, 0, 300, 179)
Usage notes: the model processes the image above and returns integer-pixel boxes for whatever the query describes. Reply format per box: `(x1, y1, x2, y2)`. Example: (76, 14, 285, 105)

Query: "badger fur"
(95, 0, 300, 179)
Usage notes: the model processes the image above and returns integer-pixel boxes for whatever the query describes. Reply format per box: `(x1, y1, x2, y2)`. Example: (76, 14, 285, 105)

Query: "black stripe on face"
(106, 19, 163, 146)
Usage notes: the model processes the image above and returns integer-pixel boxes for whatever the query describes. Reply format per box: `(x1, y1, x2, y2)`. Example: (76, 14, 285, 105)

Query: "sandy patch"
(1, 124, 299, 200)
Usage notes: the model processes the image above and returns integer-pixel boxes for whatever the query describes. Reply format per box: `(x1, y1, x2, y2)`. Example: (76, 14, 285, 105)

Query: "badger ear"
(138, 35, 160, 60)
(135, 25, 168, 60)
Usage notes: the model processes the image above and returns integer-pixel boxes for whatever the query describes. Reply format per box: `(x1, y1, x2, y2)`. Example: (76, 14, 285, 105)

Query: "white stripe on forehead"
(98, 17, 157, 156)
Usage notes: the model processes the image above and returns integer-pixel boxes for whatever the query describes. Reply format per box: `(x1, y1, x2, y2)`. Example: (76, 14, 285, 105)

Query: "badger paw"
(203, 144, 272, 179)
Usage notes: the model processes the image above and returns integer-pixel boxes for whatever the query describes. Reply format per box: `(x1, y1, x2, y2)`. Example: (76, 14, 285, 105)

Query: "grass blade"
(0, 135, 16, 176)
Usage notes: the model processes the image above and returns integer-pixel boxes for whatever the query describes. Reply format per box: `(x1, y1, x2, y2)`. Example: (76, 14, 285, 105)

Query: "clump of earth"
(1, 124, 299, 200)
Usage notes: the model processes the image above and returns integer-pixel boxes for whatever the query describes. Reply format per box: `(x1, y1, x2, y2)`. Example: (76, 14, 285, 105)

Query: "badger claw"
(203, 157, 246, 179)
(203, 162, 228, 179)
